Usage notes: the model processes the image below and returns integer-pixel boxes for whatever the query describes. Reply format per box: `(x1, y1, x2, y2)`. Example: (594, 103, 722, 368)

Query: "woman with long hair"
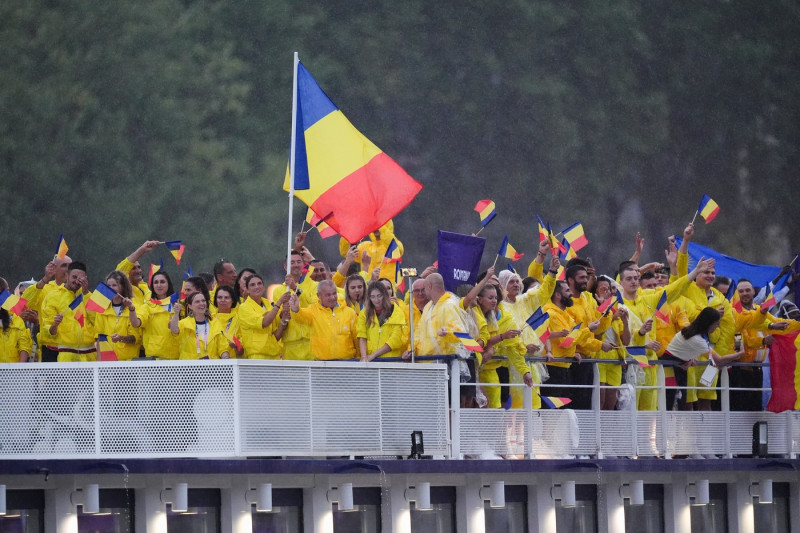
(169, 292, 230, 359)
(89, 270, 142, 361)
(211, 285, 243, 358)
(0, 277, 32, 362)
(138, 271, 180, 359)
(177, 276, 211, 320)
(237, 274, 290, 359)
(344, 274, 366, 313)
(664, 307, 743, 411)
(357, 281, 406, 361)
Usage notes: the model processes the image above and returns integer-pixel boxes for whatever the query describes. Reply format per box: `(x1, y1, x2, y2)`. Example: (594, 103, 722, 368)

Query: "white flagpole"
(287, 52, 299, 269)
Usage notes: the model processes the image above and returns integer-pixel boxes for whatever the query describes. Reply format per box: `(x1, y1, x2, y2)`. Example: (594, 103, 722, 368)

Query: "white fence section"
(1, 358, 798, 460)
(0, 360, 449, 459)
(450, 360, 800, 459)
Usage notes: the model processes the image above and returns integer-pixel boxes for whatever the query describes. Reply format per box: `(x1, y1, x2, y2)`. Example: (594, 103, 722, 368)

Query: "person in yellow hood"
(338, 219, 404, 284)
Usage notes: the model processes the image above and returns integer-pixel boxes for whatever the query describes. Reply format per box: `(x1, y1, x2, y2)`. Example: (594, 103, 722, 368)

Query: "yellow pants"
(636, 367, 657, 410)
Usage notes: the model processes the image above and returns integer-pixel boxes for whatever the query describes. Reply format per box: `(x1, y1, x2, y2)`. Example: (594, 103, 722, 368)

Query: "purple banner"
(437, 231, 486, 293)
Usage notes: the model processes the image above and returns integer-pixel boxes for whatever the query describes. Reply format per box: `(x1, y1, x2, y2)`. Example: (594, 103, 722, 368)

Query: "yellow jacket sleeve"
(527, 260, 545, 281)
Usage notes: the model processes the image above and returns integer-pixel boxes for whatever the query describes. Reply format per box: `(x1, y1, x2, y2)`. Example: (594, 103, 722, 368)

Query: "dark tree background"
(2, 0, 798, 286)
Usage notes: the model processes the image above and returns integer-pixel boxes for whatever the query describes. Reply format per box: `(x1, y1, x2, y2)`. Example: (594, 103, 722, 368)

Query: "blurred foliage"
(1, 0, 798, 287)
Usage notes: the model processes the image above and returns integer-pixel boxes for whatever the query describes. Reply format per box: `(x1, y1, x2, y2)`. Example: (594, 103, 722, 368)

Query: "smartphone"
(401, 267, 418, 277)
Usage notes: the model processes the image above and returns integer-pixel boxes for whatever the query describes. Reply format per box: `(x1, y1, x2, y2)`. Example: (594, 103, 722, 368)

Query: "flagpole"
(475, 226, 485, 236)
(790, 254, 799, 268)
(690, 210, 698, 225)
(287, 52, 300, 269)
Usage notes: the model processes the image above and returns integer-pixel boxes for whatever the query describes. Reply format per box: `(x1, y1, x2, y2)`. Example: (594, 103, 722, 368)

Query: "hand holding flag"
(537, 216, 548, 243)
(559, 322, 582, 348)
(600, 293, 624, 316)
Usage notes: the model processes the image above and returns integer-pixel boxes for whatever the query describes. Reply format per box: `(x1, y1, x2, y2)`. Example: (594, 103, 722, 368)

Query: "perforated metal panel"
(727, 412, 788, 455)
(97, 362, 235, 457)
(0, 363, 96, 457)
(377, 367, 448, 455)
(596, 411, 637, 457)
(237, 361, 449, 457)
(636, 412, 664, 457)
(459, 409, 528, 456)
(239, 364, 313, 453)
(663, 412, 727, 456)
(792, 412, 800, 456)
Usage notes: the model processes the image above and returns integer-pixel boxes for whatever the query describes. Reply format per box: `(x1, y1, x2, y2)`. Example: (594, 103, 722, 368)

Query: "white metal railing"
(0, 360, 449, 459)
(0, 358, 796, 461)
(450, 358, 800, 459)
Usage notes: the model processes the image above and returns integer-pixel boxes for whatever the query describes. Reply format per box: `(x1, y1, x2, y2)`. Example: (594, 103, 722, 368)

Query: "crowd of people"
(2, 219, 799, 414)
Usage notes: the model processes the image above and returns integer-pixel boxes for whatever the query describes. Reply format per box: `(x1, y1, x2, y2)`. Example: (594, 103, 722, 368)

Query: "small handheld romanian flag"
(626, 345, 650, 367)
(540, 395, 571, 409)
(453, 331, 483, 352)
(165, 241, 186, 264)
(761, 290, 778, 309)
(537, 215, 548, 243)
(474, 199, 497, 227)
(97, 334, 118, 361)
(526, 307, 551, 343)
(558, 238, 577, 261)
(383, 238, 401, 263)
(498, 235, 524, 261)
(561, 222, 589, 251)
(55, 234, 69, 259)
(148, 259, 163, 286)
(86, 283, 116, 313)
(1, 293, 27, 315)
(151, 293, 179, 308)
(546, 222, 561, 254)
(558, 322, 582, 348)
(69, 293, 84, 327)
(526, 307, 549, 330)
(654, 291, 669, 322)
(697, 194, 720, 224)
(395, 262, 406, 293)
(599, 293, 623, 315)
(306, 208, 337, 239)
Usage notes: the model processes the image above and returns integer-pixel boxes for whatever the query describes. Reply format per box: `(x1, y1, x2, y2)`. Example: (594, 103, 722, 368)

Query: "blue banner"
(675, 238, 782, 295)
(437, 231, 486, 293)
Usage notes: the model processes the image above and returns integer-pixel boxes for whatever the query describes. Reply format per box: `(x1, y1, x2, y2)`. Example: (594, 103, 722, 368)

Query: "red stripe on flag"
(766, 331, 799, 413)
(311, 152, 423, 244)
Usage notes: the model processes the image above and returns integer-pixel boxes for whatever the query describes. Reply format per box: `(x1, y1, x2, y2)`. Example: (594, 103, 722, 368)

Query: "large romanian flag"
(284, 61, 423, 244)
(767, 331, 800, 412)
